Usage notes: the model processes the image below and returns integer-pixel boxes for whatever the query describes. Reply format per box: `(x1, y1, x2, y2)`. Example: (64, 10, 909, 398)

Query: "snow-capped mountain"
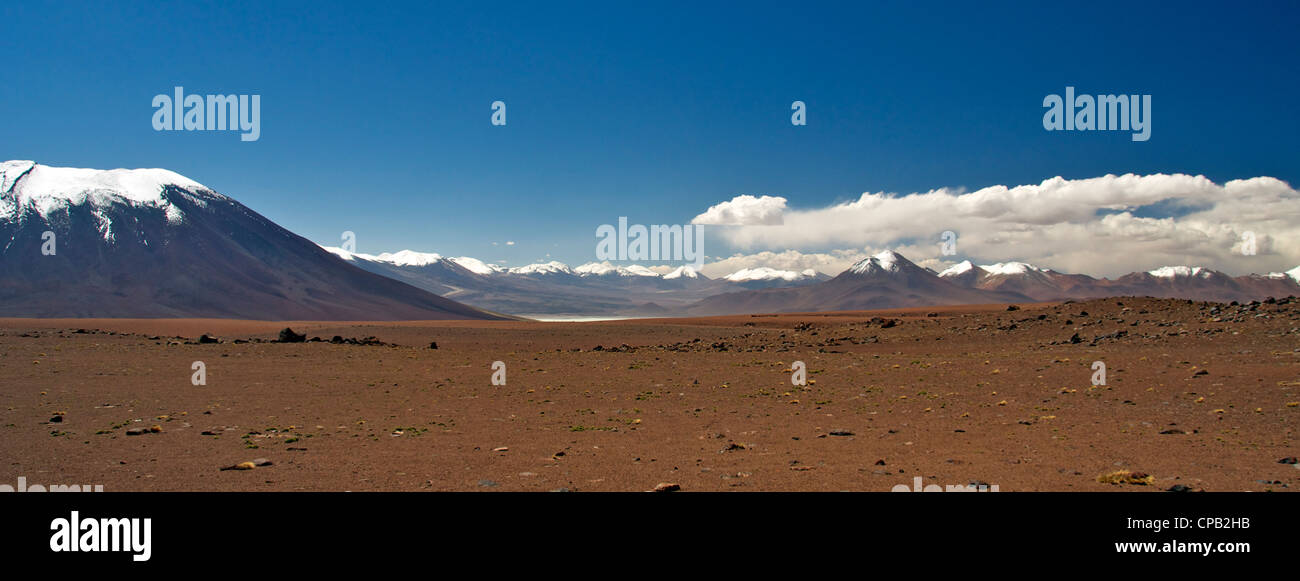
(938, 260, 1087, 300)
(0, 161, 506, 320)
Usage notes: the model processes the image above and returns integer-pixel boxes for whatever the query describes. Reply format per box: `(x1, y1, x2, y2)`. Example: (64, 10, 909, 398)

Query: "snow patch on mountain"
(1, 160, 210, 225)
(575, 261, 661, 277)
(373, 250, 444, 267)
(450, 256, 503, 275)
(507, 261, 575, 276)
(938, 260, 974, 278)
(663, 266, 701, 279)
(848, 250, 904, 275)
(724, 267, 818, 282)
(982, 261, 1040, 275)
(1148, 266, 1210, 279)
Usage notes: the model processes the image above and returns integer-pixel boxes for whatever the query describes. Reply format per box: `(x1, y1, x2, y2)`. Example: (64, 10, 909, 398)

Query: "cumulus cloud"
(691, 194, 787, 226)
(699, 174, 1300, 277)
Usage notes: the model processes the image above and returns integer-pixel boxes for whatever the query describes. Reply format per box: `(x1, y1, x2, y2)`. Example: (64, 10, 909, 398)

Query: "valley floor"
(1, 297, 1297, 492)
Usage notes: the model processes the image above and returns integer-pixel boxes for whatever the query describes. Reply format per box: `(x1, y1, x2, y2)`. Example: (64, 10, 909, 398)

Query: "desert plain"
(1, 297, 1297, 492)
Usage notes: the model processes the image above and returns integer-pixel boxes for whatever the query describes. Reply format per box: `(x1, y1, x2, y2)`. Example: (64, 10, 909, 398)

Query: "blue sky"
(3, 1, 1298, 273)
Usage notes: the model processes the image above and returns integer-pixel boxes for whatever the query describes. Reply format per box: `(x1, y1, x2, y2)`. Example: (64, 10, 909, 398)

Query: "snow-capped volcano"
(0, 161, 505, 320)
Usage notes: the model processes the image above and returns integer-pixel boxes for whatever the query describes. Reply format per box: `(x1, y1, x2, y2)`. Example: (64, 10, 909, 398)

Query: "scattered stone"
(1166, 484, 1193, 492)
(252, 458, 273, 467)
(197, 334, 218, 344)
(220, 461, 256, 471)
(828, 429, 855, 436)
(1006, 305, 1020, 311)
(278, 328, 307, 343)
(429, 341, 438, 349)
(492, 446, 508, 452)
(719, 442, 746, 453)
(478, 479, 499, 488)
(653, 482, 681, 492)
(48, 415, 62, 423)
(1192, 369, 1209, 376)
(1279, 457, 1298, 465)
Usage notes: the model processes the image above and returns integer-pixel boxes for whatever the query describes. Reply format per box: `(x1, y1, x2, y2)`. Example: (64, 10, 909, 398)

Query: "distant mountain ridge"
(937, 259, 1300, 303)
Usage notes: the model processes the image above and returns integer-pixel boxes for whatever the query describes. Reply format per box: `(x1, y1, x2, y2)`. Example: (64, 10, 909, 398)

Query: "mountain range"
(0, 161, 507, 320)
(321, 247, 828, 318)
(2, 160, 1297, 320)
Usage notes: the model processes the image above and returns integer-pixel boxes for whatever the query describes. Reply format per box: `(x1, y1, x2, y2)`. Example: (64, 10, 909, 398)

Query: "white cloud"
(699, 174, 1300, 277)
(691, 194, 787, 226)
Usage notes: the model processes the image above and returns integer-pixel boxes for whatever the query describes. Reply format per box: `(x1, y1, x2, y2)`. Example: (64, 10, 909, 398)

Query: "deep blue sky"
(3, 0, 1297, 265)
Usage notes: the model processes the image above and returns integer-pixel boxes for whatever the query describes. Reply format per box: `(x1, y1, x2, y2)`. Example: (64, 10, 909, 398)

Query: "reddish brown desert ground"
(1, 297, 1297, 491)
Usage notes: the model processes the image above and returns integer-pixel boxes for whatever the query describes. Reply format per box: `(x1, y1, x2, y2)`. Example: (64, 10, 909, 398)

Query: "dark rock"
(428, 341, 438, 349)
(828, 429, 855, 436)
(278, 328, 306, 343)
(1166, 485, 1192, 492)
(1279, 457, 1299, 465)
(197, 334, 218, 344)
(653, 482, 681, 492)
